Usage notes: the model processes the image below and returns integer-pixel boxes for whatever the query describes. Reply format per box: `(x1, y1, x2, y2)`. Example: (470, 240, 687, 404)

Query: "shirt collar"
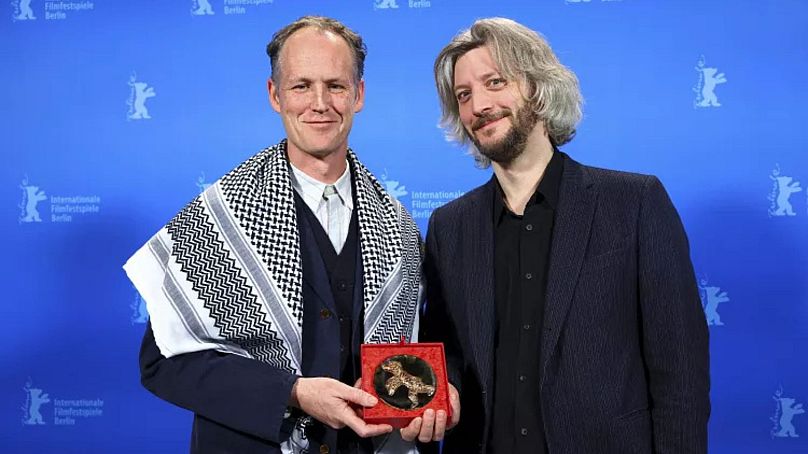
(289, 161, 354, 210)
(493, 149, 564, 222)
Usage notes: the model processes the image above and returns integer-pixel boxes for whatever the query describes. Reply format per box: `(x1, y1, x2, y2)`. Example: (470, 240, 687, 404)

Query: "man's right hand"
(400, 383, 460, 443)
(290, 377, 393, 438)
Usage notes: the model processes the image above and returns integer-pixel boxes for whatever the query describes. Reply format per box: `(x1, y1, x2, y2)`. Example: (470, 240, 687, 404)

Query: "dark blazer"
(420, 153, 710, 454)
(139, 200, 366, 454)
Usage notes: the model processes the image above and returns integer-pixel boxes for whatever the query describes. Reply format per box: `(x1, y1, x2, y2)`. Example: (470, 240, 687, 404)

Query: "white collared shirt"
(290, 161, 353, 253)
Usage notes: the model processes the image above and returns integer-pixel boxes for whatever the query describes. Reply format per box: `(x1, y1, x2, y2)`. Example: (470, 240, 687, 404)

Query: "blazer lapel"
(541, 156, 596, 386)
(465, 177, 497, 395)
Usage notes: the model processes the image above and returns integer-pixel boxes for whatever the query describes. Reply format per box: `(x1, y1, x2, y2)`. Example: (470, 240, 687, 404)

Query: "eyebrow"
(287, 76, 351, 84)
(454, 71, 501, 91)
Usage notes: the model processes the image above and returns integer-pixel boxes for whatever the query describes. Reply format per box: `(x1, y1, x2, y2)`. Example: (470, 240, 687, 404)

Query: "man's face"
(268, 27, 364, 160)
(453, 46, 540, 164)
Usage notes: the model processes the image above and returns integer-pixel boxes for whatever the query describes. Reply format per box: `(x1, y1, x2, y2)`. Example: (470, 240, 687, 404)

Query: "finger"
(353, 378, 362, 388)
(341, 385, 378, 407)
(433, 409, 448, 441)
(449, 386, 461, 428)
(418, 409, 435, 443)
(400, 417, 422, 442)
(342, 410, 392, 438)
(359, 423, 394, 438)
(449, 407, 460, 429)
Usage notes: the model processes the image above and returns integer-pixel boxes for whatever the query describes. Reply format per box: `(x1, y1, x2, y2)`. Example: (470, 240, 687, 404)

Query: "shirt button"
(320, 309, 332, 319)
(523, 324, 531, 330)
(525, 273, 533, 280)
(519, 375, 527, 382)
(340, 345, 345, 353)
(520, 428, 528, 436)
(525, 224, 533, 231)
(320, 445, 330, 454)
(338, 282, 347, 291)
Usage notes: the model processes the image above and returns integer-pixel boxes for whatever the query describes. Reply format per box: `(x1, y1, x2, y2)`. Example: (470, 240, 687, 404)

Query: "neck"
(491, 135, 554, 215)
(287, 143, 348, 184)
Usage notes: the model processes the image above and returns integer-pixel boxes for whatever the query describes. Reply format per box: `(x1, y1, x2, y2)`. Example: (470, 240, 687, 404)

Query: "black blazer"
(420, 153, 710, 453)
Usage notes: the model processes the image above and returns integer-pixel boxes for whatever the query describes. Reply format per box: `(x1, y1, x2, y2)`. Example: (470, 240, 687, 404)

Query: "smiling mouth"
(472, 112, 510, 132)
(304, 121, 338, 129)
(475, 117, 503, 131)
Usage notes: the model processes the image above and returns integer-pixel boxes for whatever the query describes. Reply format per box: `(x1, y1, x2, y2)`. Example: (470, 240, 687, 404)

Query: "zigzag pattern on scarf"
(219, 144, 304, 328)
(166, 198, 294, 372)
(351, 155, 404, 311)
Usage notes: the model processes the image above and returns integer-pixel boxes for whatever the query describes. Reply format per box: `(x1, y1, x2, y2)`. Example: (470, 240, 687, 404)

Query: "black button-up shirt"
(488, 151, 563, 454)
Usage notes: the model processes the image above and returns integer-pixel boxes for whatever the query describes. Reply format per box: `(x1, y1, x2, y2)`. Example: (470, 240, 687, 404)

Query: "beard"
(467, 103, 540, 165)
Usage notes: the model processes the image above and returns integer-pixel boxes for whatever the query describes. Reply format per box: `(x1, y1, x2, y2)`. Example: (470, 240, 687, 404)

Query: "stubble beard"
(468, 104, 540, 165)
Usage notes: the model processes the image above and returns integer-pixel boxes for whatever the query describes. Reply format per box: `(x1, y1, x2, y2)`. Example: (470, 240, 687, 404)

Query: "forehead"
(278, 27, 355, 80)
(453, 46, 501, 87)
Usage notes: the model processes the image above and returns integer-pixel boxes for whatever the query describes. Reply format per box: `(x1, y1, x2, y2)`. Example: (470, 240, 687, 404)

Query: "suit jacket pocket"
(580, 244, 630, 275)
(616, 407, 649, 422)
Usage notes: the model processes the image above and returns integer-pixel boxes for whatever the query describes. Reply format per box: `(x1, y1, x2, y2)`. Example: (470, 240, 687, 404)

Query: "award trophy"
(360, 341, 452, 428)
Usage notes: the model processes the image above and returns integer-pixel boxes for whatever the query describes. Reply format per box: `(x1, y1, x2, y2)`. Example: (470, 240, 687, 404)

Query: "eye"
(328, 83, 347, 93)
(486, 78, 507, 89)
(455, 90, 470, 103)
(291, 83, 308, 92)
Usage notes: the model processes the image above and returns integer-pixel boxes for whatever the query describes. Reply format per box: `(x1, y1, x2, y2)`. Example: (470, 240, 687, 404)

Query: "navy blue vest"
(296, 191, 362, 383)
(294, 190, 372, 454)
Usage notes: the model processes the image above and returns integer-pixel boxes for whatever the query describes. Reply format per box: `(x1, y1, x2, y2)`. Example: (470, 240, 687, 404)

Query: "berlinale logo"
(131, 288, 149, 324)
(768, 164, 802, 217)
(771, 386, 805, 438)
(19, 176, 47, 223)
(697, 277, 729, 327)
(693, 55, 727, 108)
(191, 0, 215, 15)
(374, 0, 399, 9)
(22, 379, 50, 425)
(126, 72, 157, 121)
(12, 0, 36, 21)
(379, 170, 408, 201)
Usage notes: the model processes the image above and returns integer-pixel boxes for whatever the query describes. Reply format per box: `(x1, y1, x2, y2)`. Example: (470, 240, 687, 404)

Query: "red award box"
(360, 342, 452, 428)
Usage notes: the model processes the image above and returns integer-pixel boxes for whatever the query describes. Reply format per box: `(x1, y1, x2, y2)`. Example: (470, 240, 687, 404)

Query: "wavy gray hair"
(434, 18, 583, 167)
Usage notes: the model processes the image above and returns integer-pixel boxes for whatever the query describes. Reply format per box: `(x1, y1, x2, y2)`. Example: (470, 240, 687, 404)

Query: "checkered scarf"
(124, 140, 424, 375)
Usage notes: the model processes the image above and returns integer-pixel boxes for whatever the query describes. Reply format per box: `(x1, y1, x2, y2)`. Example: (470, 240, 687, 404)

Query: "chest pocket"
(580, 243, 631, 275)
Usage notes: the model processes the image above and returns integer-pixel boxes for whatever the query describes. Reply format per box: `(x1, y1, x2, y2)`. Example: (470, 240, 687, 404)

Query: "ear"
(267, 77, 281, 113)
(353, 79, 365, 113)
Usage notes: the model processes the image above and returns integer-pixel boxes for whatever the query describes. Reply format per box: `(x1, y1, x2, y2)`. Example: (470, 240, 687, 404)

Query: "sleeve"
(139, 322, 299, 444)
(637, 176, 710, 453)
(419, 212, 464, 395)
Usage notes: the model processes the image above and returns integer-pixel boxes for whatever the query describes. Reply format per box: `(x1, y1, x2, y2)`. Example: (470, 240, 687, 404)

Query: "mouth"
(303, 120, 338, 129)
(472, 112, 510, 132)
(475, 117, 503, 132)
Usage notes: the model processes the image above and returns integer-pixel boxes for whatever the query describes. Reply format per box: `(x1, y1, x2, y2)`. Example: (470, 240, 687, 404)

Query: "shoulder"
(430, 179, 493, 225)
(220, 141, 285, 185)
(579, 162, 656, 191)
(566, 156, 663, 204)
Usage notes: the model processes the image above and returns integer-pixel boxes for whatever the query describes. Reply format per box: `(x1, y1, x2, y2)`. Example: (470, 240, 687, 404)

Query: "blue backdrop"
(3, 0, 807, 452)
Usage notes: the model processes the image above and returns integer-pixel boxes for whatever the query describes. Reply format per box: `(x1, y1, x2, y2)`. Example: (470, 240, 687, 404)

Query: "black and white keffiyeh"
(124, 140, 424, 377)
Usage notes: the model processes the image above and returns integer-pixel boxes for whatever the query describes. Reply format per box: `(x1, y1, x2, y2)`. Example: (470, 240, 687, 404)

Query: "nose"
(470, 90, 494, 117)
(311, 84, 330, 113)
